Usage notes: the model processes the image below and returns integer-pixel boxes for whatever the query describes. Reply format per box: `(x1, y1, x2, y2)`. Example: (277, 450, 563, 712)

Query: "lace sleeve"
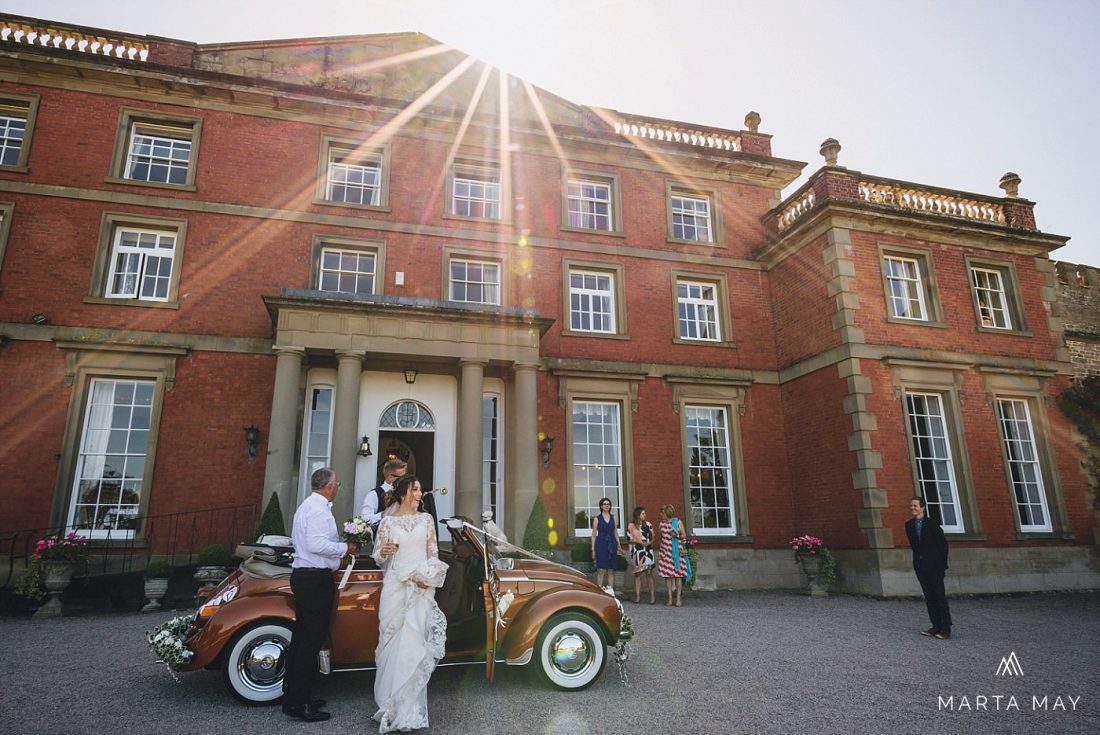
(373, 518, 391, 566)
(425, 514, 439, 559)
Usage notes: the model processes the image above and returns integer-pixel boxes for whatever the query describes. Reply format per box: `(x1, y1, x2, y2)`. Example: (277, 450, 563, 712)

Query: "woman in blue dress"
(590, 497, 621, 594)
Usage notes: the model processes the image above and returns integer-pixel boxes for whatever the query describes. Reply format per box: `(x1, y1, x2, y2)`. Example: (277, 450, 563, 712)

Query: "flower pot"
(143, 577, 170, 612)
(798, 555, 827, 597)
(33, 561, 75, 618)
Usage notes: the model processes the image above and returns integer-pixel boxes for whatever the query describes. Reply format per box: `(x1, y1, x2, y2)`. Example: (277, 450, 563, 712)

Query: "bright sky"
(16, 0, 1100, 266)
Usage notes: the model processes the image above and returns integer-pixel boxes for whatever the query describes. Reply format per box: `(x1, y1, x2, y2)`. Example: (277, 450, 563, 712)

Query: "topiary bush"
(144, 559, 172, 579)
(255, 493, 286, 539)
(195, 543, 232, 567)
(522, 495, 552, 552)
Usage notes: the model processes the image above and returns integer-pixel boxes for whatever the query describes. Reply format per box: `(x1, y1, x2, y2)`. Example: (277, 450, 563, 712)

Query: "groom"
(283, 467, 358, 722)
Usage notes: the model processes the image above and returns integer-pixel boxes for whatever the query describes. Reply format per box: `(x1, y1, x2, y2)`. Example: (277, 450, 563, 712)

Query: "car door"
(329, 566, 384, 665)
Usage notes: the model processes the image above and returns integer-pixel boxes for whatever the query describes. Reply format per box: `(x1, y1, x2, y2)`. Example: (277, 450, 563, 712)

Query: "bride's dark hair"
(388, 474, 420, 508)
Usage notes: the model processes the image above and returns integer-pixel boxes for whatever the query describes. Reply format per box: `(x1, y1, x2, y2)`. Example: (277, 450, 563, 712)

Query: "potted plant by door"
(142, 559, 173, 612)
(193, 544, 233, 602)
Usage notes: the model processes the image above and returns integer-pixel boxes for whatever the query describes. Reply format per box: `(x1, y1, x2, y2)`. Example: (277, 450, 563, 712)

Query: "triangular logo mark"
(995, 651, 1023, 676)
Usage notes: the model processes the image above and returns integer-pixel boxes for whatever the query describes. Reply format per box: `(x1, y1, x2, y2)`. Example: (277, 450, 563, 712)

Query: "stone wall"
(1056, 261, 1100, 378)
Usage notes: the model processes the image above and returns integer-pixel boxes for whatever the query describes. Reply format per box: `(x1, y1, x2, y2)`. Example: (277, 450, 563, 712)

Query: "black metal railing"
(0, 503, 257, 588)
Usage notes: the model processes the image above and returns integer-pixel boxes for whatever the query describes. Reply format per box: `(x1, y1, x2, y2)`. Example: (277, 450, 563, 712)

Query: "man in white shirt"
(361, 458, 407, 528)
(282, 467, 357, 723)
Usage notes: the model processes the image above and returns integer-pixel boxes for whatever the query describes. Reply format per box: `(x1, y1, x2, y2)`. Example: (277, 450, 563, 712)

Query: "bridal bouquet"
(343, 517, 372, 549)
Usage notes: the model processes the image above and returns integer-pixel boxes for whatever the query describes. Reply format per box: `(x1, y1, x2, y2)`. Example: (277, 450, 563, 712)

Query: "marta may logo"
(995, 651, 1023, 677)
(936, 652, 1083, 713)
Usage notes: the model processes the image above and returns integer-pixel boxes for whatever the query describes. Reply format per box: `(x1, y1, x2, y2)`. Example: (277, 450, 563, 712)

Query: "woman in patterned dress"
(656, 503, 687, 607)
(627, 506, 655, 604)
(590, 497, 621, 594)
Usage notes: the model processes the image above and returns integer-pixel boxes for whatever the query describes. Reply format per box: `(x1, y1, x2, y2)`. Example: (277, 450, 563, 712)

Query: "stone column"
(507, 362, 539, 542)
(456, 359, 486, 520)
(331, 351, 363, 522)
(263, 347, 304, 530)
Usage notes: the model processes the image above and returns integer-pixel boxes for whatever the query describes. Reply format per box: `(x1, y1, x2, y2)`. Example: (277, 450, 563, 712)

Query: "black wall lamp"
(539, 432, 555, 467)
(31, 313, 48, 325)
(403, 368, 418, 384)
(357, 435, 373, 457)
(0, 335, 10, 348)
(244, 425, 260, 463)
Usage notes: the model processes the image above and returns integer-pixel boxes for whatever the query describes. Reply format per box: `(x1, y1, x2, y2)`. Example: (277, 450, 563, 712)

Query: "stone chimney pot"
(744, 111, 761, 133)
(819, 138, 842, 166)
(999, 172, 1022, 198)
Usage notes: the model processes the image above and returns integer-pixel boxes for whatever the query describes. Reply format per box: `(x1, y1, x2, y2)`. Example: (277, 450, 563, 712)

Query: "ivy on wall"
(1056, 376, 1100, 498)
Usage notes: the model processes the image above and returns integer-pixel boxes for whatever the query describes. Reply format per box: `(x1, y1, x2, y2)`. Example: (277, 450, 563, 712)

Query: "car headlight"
(197, 584, 238, 618)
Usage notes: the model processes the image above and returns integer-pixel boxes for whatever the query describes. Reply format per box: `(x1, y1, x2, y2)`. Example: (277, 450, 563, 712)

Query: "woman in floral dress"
(656, 503, 687, 607)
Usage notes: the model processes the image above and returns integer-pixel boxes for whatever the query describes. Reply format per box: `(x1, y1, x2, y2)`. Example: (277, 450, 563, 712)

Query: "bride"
(371, 475, 448, 733)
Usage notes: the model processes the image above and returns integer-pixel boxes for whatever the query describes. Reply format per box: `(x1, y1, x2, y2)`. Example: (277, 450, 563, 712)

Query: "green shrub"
(195, 543, 232, 567)
(522, 495, 552, 551)
(255, 493, 286, 538)
(616, 553, 629, 571)
(570, 542, 591, 562)
(144, 559, 172, 578)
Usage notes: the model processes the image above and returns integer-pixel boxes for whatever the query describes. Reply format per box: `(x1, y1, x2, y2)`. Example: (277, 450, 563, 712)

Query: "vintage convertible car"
(172, 517, 631, 703)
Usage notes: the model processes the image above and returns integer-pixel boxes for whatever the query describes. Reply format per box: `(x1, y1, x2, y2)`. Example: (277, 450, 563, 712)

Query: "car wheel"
(222, 622, 292, 704)
(534, 613, 607, 690)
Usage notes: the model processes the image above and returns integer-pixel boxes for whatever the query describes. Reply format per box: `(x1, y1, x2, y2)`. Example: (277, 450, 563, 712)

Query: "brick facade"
(0, 13, 1096, 595)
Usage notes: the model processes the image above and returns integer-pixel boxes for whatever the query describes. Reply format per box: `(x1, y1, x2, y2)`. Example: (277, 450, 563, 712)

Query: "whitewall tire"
(534, 613, 607, 690)
(222, 622, 292, 704)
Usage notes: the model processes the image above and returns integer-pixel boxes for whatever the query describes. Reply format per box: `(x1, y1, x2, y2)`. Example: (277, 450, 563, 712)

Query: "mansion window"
(105, 227, 178, 302)
(883, 256, 927, 320)
(677, 279, 721, 341)
(572, 400, 624, 538)
(110, 109, 201, 188)
(319, 247, 377, 295)
(668, 187, 716, 243)
(451, 162, 502, 220)
(325, 145, 383, 206)
(995, 398, 1053, 532)
(69, 379, 154, 537)
(449, 257, 501, 305)
(569, 269, 616, 334)
(0, 93, 39, 171)
(301, 386, 334, 498)
(968, 261, 1025, 332)
(565, 176, 616, 232)
(685, 406, 737, 534)
(904, 392, 964, 532)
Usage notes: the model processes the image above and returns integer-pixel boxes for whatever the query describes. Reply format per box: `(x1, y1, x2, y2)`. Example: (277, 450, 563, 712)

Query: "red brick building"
(0, 14, 1095, 595)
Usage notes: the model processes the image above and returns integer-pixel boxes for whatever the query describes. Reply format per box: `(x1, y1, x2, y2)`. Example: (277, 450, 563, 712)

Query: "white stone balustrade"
(858, 181, 1005, 225)
(0, 20, 149, 61)
(777, 188, 816, 231)
(612, 117, 741, 152)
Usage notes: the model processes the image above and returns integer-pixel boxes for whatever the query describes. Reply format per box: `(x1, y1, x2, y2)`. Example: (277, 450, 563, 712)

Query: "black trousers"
(915, 568, 952, 632)
(283, 568, 335, 707)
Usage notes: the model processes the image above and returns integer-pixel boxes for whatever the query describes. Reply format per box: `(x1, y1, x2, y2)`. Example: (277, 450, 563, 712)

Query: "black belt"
(292, 567, 334, 573)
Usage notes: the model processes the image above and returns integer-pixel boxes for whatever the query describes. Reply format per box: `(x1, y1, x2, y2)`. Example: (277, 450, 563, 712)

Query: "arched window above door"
(379, 400, 436, 430)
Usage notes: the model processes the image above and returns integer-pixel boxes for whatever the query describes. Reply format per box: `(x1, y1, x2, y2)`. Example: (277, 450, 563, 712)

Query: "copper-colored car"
(174, 517, 631, 703)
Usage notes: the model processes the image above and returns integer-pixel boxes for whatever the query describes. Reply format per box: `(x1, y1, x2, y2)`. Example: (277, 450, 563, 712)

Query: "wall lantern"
(404, 368, 419, 384)
(31, 313, 48, 325)
(538, 431, 555, 467)
(244, 425, 261, 463)
(357, 435, 373, 457)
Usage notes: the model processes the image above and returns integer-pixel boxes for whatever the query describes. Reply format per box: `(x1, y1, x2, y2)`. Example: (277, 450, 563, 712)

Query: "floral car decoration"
(150, 515, 632, 703)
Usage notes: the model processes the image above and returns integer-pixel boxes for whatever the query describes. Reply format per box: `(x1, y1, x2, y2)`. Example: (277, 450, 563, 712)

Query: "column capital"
(459, 358, 488, 368)
(335, 350, 364, 363)
(512, 361, 539, 373)
(273, 346, 306, 358)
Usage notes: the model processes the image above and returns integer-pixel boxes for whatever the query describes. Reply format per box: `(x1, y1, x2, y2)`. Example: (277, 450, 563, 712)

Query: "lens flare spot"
(546, 517, 554, 529)
(541, 478, 556, 495)
(547, 530, 558, 546)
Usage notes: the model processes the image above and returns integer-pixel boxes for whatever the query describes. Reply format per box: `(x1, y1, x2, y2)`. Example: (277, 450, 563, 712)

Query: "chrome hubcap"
(240, 637, 286, 690)
(550, 631, 591, 675)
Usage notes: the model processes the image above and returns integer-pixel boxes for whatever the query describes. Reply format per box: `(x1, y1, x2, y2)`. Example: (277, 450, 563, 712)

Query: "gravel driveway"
(1, 589, 1097, 735)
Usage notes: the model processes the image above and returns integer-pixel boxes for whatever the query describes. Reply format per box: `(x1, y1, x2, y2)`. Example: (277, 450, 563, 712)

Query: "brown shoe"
(933, 630, 951, 640)
(920, 628, 937, 637)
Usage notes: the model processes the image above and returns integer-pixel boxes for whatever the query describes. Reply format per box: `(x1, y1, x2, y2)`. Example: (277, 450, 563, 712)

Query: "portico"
(261, 290, 553, 540)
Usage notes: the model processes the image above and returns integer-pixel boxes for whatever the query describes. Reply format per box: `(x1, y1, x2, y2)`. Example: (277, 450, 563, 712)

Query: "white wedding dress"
(372, 512, 448, 733)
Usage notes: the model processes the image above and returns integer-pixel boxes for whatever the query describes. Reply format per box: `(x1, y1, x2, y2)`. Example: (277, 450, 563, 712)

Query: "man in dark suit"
(905, 496, 952, 640)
